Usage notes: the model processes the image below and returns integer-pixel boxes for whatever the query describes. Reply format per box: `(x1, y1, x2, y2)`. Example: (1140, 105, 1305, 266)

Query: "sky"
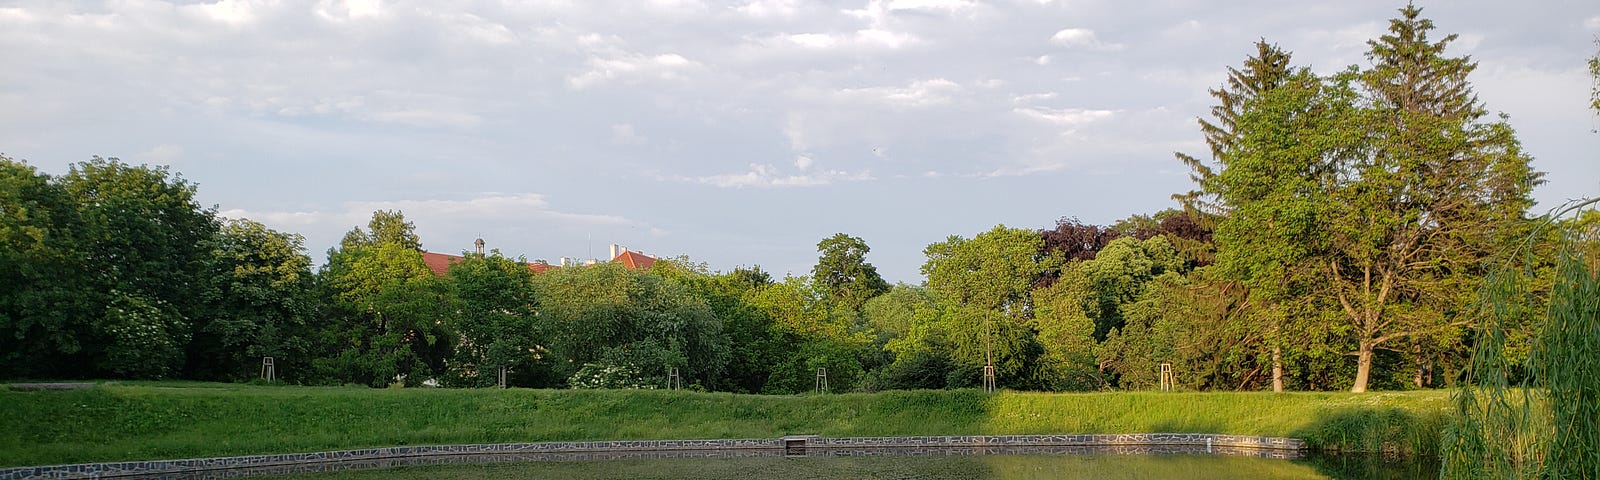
(3, 0, 1598, 284)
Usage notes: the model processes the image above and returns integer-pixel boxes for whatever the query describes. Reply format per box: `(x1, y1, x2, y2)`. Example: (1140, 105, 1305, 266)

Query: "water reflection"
(123, 446, 1438, 480)
(1298, 452, 1441, 480)
(252, 453, 1439, 480)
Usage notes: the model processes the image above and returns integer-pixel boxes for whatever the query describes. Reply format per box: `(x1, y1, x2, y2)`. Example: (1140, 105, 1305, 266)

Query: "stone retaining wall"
(0, 434, 1305, 480)
(811, 433, 1303, 450)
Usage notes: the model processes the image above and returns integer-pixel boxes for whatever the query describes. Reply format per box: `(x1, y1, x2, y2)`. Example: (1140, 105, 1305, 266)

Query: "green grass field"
(0, 382, 1451, 467)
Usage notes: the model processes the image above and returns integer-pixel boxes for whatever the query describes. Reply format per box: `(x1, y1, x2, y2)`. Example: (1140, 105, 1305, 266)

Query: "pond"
(214, 447, 1435, 480)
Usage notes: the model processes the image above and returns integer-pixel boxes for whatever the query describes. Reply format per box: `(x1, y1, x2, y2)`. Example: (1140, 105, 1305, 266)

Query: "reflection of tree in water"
(1298, 452, 1439, 480)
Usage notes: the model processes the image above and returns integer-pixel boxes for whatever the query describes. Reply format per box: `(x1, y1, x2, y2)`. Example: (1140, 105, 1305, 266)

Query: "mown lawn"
(0, 382, 1450, 467)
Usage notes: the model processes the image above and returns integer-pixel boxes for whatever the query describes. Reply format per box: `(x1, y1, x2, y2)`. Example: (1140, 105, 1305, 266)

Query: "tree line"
(1, 6, 1582, 392)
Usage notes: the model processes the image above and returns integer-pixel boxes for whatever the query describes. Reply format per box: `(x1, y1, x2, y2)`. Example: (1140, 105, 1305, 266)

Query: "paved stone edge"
(811, 433, 1304, 450)
(0, 434, 1305, 479)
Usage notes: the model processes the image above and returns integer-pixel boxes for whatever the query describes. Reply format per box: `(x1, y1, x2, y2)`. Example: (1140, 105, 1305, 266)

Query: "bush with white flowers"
(567, 362, 657, 389)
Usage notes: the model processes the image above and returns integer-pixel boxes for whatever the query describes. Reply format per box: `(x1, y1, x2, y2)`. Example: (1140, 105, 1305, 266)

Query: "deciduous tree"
(812, 233, 890, 312)
(1329, 6, 1542, 392)
(442, 249, 548, 387)
(534, 263, 729, 388)
(60, 157, 219, 378)
(0, 156, 93, 379)
(193, 218, 320, 381)
(319, 211, 452, 387)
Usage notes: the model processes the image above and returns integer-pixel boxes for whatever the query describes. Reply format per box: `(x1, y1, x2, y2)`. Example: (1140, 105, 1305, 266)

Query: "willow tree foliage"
(1589, 41, 1599, 113)
(534, 262, 730, 389)
(653, 261, 782, 393)
(744, 275, 869, 393)
(1442, 201, 1599, 480)
(923, 225, 1056, 316)
(921, 225, 1056, 387)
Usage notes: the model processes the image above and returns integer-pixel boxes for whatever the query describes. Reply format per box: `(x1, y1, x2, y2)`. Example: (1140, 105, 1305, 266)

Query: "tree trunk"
(1352, 341, 1373, 393)
(1272, 347, 1283, 392)
(1413, 344, 1425, 389)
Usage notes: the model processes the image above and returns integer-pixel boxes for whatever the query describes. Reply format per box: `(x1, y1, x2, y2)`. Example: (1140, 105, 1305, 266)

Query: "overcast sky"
(3, 0, 1597, 283)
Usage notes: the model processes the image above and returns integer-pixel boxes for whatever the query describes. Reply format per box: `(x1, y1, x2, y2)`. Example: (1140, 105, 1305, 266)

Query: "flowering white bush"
(567, 362, 657, 389)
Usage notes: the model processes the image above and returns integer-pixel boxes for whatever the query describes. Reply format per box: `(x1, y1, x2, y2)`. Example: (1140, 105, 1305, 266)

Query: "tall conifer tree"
(1330, 5, 1542, 392)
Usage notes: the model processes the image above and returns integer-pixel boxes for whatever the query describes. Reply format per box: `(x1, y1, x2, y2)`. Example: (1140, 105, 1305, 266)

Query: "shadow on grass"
(1291, 407, 1447, 457)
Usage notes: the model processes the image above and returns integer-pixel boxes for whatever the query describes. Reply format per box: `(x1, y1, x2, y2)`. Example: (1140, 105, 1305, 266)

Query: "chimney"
(474, 238, 485, 255)
(609, 243, 619, 259)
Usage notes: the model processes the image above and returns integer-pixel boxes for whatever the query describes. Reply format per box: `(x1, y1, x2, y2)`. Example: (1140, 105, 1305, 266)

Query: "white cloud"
(366, 108, 483, 129)
(441, 13, 515, 45)
(839, 78, 962, 108)
(683, 163, 873, 188)
(0, 6, 35, 22)
(4, 0, 1594, 282)
(785, 33, 840, 49)
(345, 194, 630, 226)
(649, 0, 706, 10)
(612, 123, 645, 145)
(1050, 28, 1122, 51)
(1014, 107, 1116, 128)
(186, 0, 259, 26)
(737, 0, 800, 18)
(136, 144, 185, 163)
(856, 28, 918, 49)
(226, 193, 633, 227)
(780, 29, 919, 50)
(568, 52, 703, 89)
(313, 0, 385, 22)
(218, 208, 332, 227)
(1011, 92, 1058, 104)
(887, 0, 978, 13)
(216, 191, 659, 262)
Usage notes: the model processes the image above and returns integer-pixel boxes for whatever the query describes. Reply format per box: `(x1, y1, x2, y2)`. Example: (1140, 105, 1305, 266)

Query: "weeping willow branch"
(1441, 197, 1599, 480)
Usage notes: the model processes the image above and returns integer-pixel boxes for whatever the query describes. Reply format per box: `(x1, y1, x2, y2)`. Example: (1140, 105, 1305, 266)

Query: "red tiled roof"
(423, 246, 655, 275)
(613, 250, 658, 270)
(422, 251, 465, 276)
(422, 251, 560, 276)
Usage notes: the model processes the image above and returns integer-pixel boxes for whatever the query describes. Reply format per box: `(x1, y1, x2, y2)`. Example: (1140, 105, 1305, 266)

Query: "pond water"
(237, 449, 1435, 480)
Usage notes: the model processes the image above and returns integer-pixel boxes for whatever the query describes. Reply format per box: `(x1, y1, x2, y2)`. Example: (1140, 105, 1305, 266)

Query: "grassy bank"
(0, 383, 1450, 467)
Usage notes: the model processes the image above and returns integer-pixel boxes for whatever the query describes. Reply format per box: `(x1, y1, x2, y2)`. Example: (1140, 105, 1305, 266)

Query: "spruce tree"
(1174, 39, 1296, 217)
(1176, 40, 1301, 391)
(1329, 5, 1542, 392)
